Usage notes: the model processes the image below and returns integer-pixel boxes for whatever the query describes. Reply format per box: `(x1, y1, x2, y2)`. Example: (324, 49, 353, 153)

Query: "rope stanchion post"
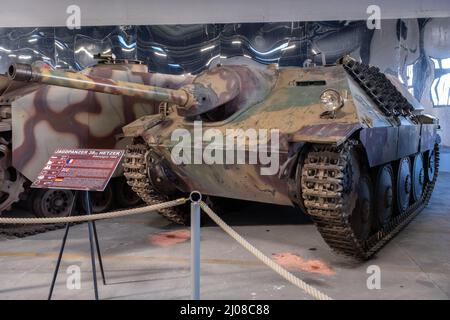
(189, 191, 202, 300)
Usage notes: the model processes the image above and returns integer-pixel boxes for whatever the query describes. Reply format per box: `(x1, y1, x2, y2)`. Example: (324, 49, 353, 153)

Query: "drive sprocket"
(123, 139, 189, 225)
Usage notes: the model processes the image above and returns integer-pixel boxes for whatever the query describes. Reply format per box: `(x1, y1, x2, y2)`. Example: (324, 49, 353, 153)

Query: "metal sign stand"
(48, 190, 106, 300)
(31, 148, 124, 300)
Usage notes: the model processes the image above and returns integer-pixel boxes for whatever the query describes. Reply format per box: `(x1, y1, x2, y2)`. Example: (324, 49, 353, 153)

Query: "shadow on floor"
(200, 199, 312, 227)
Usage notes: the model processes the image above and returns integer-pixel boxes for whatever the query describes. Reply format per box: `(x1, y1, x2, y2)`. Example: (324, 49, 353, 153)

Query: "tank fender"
(359, 123, 439, 168)
(288, 123, 362, 146)
(359, 126, 398, 167)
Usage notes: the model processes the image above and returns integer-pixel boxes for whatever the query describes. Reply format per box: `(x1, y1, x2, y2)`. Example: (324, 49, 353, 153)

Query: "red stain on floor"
(149, 229, 190, 247)
(272, 252, 335, 276)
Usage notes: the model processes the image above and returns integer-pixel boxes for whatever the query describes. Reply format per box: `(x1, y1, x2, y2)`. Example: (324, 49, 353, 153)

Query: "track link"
(0, 222, 74, 240)
(342, 58, 414, 117)
(123, 141, 189, 225)
(301, 141, 439, 260)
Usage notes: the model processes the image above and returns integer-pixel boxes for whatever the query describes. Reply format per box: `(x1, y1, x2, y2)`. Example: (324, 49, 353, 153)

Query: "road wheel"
(32, 188, 75, 218)
(349, 174, 374, 241)
(395, 157, 412, 214)
(80, 183, 114, 213)
(373, 164, 394, 229)
(411, 154, 425, 203)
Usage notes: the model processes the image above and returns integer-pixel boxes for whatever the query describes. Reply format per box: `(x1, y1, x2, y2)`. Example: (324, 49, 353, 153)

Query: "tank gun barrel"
(7, 63, 195, 108)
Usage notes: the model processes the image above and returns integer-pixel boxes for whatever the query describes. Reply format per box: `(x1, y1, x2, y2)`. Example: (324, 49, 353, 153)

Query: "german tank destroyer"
(2, 55, 193, 217)
(9, 56, 440, 259)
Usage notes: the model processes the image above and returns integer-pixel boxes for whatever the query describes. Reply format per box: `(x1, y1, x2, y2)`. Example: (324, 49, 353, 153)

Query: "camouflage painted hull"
(121, 58, 440, 258)
(8, 57, 440, 258)
(10, 62, 194, 181)
(0, 60, 194, 213)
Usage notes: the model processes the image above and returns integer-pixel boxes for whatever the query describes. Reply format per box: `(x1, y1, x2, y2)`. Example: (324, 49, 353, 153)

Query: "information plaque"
(31, 149, 125, 192)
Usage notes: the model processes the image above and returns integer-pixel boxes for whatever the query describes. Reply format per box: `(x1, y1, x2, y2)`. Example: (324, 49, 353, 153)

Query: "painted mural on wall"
(0, 18, 449, 144)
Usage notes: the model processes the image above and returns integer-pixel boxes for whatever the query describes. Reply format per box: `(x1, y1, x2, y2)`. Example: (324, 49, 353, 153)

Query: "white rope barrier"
(199, 200, 333, 300)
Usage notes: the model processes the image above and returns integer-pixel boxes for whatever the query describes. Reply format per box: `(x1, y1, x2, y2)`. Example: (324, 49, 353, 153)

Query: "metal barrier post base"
(190, 191, 201, 300)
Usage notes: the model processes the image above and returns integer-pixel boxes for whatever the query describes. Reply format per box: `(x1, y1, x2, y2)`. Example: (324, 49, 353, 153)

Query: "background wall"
(0, 0, 449, 27)
(0, 19, 449, 146)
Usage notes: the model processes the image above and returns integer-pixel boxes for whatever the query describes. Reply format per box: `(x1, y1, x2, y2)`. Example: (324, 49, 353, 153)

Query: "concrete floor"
(0, 173, 449, 300)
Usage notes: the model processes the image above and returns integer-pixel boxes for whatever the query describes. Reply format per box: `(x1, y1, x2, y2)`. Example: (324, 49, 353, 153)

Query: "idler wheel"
(396, 157, 412, 214)
(374, 164, 394, 228)
(411, 154, 425, 202)
(349, 174, 374, 241)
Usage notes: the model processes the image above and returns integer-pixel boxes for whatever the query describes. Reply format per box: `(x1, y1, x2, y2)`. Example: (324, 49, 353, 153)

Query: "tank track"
(342, 58, 413, 117)
(123, 141, 189, 225)
(301, 141, 439, 260)
(0, 223, 69, 240)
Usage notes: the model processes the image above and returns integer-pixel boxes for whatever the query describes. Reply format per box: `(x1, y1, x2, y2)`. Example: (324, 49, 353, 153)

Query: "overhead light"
(154, 52, 167, 57)
(441, 57, 450, 69)
(168, 63, 181, 68)
(201, 45, 215, 52)
(151, 46, 165, 53)
(232, 40, 241, 45)
(117, 35, 136, 49)
(55, 41, 64, 50)
(249, 42, 289, 56)
(74, 47, 94, 58)
(280, 44, 296, 52)
(205, 54, 220, 66)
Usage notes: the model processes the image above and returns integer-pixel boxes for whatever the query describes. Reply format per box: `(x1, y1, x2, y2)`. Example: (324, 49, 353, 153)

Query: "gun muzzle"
(8, 63, 34, 82)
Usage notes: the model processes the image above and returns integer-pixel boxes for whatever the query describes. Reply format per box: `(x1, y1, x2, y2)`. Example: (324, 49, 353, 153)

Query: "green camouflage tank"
(9, 56, 440, 259)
